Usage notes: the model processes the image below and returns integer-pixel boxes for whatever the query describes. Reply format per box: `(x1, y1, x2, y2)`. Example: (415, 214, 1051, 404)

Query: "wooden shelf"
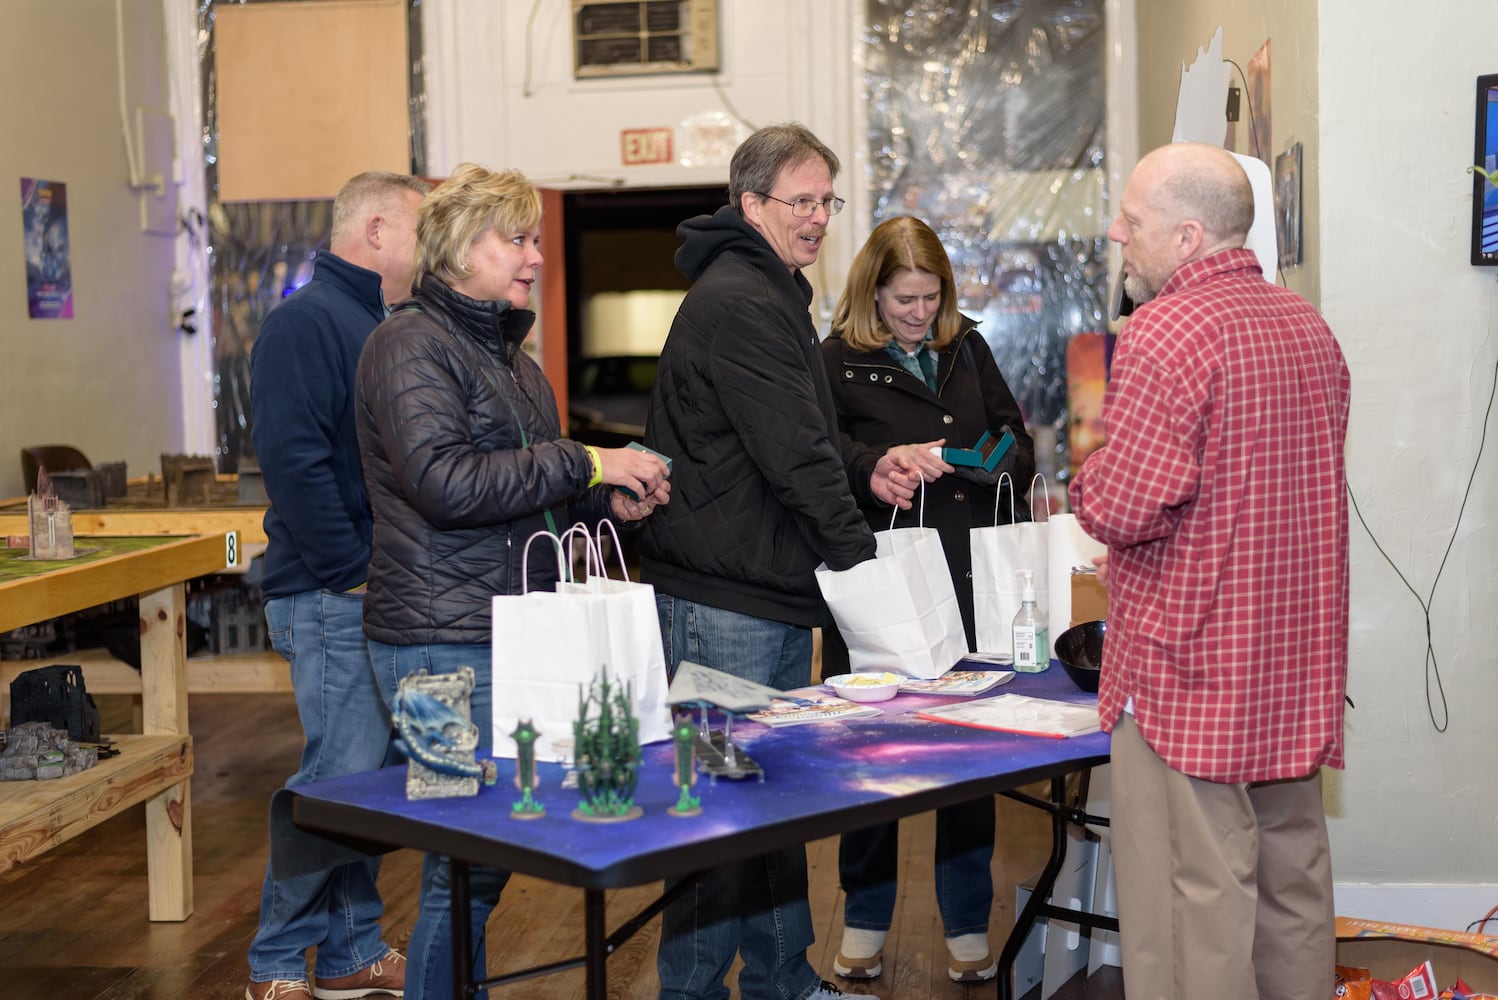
(2, 649, 291, 699)
(0, 533, 228, 921)
(0, 733, 191, 874)
(0, 532, 230, 633)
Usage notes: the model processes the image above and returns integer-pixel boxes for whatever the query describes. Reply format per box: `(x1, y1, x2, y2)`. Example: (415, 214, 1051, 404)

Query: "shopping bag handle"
(995, 472, 1051, 523)
(995, 472, 1016, 523)
(594, 519, 630, 580)
(520, 529, 568, 594)
(888, 472, 928, 530)
(558, 522, 606, 581)
(1029, 474, 1051, 520)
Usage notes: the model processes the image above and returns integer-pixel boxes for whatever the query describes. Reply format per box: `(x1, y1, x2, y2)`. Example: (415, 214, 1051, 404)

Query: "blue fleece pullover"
(249, 251, 389, 599)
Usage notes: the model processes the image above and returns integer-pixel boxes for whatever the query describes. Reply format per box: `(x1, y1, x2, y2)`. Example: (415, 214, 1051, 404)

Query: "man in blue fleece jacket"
(245, 171, 429, 1000)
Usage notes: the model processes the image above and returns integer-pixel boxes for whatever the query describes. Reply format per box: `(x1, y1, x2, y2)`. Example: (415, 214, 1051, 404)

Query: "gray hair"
(330, 171, 432, 245)
(728, 123, 840, 216)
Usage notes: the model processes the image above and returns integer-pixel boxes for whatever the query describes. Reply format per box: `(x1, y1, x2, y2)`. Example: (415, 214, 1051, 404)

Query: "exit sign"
(621, 128, 674, 166)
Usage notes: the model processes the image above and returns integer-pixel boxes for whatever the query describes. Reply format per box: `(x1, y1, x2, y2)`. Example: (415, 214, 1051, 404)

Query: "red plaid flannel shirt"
(1070, 249, 1349, 783)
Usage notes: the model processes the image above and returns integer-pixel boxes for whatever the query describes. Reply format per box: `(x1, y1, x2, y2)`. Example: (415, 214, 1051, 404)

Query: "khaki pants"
(1109, 714, 1334, 1000)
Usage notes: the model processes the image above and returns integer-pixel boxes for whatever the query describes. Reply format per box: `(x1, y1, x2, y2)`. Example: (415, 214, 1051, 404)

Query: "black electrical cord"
(1225, 57, 1293, 286)
(1345, 327, 1498, 733)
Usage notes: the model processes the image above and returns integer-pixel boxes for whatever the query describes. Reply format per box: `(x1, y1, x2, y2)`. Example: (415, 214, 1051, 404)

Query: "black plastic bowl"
(1053, 619, 1105, 693)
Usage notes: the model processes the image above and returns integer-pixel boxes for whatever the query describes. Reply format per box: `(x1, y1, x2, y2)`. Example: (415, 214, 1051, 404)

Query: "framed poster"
(20, 178, 72, 319)
(1275, 142, 1303, 269)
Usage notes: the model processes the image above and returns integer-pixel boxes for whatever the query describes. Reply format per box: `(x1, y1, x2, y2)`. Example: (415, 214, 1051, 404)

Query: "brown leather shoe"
(312, 949, 405, 999)
(245, 981, 312, 1000)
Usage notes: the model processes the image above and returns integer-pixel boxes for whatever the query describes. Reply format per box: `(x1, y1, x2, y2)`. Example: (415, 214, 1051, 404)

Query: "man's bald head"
(1135, 143, 1254, 247)
(1108, 143, 1255, 304)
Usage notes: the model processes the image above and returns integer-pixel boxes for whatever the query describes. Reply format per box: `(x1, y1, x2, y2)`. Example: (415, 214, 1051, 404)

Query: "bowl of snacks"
(823, 671, 903, 703)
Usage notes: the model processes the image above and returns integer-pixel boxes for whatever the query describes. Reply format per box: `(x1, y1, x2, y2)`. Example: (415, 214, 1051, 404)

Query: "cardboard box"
(1337, 917, 1498, 992)
(1070, 573, 1108, 627)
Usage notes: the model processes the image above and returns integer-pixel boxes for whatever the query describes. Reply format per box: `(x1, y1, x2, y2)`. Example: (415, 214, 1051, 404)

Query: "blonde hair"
(414, 163, 542, 284)
(831, 216, 960, 353)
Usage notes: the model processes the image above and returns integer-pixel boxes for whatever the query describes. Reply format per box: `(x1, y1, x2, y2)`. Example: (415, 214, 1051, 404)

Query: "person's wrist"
(583, 445, 604, 487)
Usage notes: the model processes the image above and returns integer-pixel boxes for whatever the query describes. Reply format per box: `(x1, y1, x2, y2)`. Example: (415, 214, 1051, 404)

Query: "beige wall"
(0, 0, 181, 499)
(1134, 0, 1320, 306)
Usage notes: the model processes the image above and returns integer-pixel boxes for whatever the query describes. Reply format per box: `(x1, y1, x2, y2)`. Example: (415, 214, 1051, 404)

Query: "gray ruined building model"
(26, 467, 75, 559)
(0, 721, 98, 780)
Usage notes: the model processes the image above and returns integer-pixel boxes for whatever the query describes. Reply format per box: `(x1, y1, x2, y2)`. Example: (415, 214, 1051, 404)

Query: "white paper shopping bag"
(554, 521, 671, 747)
(491, 530, 613, 762)
(815, 482, 967, 679)
(1046, 512, 1106, 630)
(971, 474, 1051, 657)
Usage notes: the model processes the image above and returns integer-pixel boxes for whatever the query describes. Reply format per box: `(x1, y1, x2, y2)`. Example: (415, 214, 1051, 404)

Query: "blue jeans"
(368, 639, 511, 1000)
(249, 591, 394, 983)
(839, 796, 995, 938)
(654, 595, 820, 1000)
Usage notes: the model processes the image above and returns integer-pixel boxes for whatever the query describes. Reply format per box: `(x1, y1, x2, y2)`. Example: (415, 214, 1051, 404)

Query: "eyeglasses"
(757, 192, 846, 218)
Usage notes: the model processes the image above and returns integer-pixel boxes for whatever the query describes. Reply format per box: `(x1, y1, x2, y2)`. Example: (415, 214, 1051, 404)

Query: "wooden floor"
(0, 692, 1122, 1000)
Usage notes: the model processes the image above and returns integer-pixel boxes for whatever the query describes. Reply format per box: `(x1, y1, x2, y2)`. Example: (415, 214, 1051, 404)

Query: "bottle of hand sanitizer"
(1011, 570, 1049, 672)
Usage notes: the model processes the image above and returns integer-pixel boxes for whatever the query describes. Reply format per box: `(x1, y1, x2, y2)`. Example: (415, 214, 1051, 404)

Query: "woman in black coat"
(819, 216, 1035, 985)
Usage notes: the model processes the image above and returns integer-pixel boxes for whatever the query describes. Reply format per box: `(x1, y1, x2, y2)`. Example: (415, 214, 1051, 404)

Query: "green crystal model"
(571, 670, 643, 822)
(667, 713, 701, 817)
(509, 718, 544, 819)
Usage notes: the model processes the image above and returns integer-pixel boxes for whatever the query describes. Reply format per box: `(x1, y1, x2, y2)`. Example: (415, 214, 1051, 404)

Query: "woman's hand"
(596, 446, 670, 502)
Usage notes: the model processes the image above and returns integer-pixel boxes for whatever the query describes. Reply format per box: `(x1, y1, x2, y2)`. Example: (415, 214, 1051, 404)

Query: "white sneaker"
(805, 980, 880, 1000)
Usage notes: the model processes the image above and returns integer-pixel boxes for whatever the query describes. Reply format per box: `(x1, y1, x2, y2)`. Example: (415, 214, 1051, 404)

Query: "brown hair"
(728, 123, 840, 217)
(831, 216, 961, 353)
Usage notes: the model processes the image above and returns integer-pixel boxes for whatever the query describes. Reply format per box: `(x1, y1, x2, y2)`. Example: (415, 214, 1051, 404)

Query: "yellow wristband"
(584, 445, 604, 487)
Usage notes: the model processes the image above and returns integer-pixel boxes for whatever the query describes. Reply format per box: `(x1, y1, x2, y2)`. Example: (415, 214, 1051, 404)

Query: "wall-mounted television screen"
(1473, 73, 1498, 265)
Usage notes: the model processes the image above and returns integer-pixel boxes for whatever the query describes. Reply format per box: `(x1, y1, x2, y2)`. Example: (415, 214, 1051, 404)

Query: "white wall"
(1319, 0, 1498, 904)
(421, 0, 863, 323)
(0, 0, 183, 499)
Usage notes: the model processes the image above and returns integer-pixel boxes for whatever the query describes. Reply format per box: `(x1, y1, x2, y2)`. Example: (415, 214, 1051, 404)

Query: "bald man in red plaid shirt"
(1070, 142, 1349, 1000)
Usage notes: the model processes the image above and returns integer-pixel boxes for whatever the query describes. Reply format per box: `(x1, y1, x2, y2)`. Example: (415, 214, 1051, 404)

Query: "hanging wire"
(1345, 281, 1498, 732)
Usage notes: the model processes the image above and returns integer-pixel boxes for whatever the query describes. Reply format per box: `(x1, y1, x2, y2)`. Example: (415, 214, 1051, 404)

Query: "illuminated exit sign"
(621, 128, 674, 166)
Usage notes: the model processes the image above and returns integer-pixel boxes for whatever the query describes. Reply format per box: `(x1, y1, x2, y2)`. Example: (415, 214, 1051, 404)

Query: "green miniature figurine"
(571, 669, 643, 822)
(510, 718, 544, 819)
(667, 713, 701, 817)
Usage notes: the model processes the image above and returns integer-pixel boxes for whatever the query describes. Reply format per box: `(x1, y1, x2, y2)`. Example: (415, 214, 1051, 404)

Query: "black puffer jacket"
(356, 275, 613, 645)
(641, 206, 876, 628)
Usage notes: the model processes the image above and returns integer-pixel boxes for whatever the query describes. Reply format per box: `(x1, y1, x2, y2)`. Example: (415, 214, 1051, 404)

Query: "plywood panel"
(215, 0, 410, 202)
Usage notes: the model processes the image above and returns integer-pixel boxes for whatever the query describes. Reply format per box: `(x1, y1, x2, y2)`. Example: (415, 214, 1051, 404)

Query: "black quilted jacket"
(640, 206, 877, 628)
(355, 275, 613, 645)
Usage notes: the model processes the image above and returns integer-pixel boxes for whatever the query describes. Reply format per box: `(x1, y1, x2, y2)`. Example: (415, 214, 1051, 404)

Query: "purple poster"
(21, 177, 72, 319)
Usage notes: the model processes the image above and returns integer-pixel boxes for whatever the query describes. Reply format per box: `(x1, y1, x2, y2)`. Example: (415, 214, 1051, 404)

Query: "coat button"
(954, 491, 966, 502)
(942, 414, 954, 424)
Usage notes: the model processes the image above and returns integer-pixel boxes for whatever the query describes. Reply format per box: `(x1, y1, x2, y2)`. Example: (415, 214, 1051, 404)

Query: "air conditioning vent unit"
(572, 0, 719, 79)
